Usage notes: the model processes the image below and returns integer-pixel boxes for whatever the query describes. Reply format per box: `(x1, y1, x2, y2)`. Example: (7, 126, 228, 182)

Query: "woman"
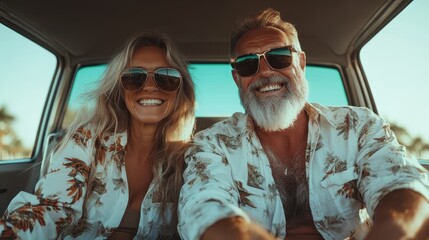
(0, 32, 195, 239)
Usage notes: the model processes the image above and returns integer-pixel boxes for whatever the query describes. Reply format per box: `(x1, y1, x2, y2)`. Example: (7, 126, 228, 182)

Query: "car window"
(62, 65, 105, 128)
(63, 63, 347, 127)
(0, 23, 57, 162)
(360, 0, 429, 160)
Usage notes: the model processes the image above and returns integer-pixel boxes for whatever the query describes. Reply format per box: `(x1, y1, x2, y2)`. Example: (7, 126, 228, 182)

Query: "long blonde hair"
(48, 31, 195, 231)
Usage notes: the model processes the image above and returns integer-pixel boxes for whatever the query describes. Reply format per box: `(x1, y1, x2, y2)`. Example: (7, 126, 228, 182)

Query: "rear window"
(63, 63, 347, 126)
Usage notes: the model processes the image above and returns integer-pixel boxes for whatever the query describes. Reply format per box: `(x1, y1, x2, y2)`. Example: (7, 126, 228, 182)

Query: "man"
(178, 8, 429, 240)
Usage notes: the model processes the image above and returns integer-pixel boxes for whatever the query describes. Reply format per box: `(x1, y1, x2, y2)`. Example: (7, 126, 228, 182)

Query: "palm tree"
(390, 122, 429, 159)
(0, 106, 15, 152)
(0, 106, 14, 122)
(0, 106, 30, 159)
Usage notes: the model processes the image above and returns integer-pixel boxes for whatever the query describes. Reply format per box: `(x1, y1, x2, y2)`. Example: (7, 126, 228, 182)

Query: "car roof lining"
(0, 0, 410, 66)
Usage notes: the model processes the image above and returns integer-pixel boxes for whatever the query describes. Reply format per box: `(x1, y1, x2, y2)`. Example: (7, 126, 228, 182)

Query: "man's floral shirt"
(178, 103, 429, 240)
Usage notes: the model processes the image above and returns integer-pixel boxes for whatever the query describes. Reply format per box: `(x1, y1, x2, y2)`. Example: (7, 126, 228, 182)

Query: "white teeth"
(259, 84, 282, 93)
(138, 99, 163, 106)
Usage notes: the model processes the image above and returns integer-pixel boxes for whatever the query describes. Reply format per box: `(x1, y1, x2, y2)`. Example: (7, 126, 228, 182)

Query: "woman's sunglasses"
(230, 46, 297, 77)
(120, 67, 182, 92)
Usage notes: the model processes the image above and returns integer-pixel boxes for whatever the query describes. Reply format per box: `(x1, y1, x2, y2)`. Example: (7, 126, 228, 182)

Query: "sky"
(360, 0, 429, 143)
(0, 25, 56, 149)
(0, 0, 428, 158)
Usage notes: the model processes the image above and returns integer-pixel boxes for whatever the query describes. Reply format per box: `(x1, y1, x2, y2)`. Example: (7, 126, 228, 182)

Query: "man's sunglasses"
(230, 46, 297, 77)
(120, 67, 182, 92)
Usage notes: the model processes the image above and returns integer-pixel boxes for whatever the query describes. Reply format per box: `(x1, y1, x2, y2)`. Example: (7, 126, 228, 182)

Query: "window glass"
(62, 65, 105, 128)
(64, 64, 347, 126)
(189, 64, 243, 116)
(304, 66, 347, 106)
(0, 24, 57, 161)
(360, 0, 429, 159)
(190, 64, 347, 116)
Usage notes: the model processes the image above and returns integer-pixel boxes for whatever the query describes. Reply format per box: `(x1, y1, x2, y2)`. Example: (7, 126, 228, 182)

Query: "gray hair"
(230, 8, 302, 57)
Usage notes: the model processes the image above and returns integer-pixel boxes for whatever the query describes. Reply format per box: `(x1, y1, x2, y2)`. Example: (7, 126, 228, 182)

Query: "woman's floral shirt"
(0, 126, 175, 240)
(178, 103, 429, 240)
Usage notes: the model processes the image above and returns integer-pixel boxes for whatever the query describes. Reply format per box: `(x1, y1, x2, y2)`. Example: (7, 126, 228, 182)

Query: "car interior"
(1, 0, 427, 215)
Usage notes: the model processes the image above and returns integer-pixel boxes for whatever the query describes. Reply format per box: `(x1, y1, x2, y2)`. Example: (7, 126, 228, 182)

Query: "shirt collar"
(304, 102, 338, 127)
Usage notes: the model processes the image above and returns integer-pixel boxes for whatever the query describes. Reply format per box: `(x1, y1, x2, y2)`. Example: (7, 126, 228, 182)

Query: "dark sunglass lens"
(154, 68, 181, 92)
(235, 55, 259, 77)
(266, 48, 292, 69)
(120, 69, 147, 91)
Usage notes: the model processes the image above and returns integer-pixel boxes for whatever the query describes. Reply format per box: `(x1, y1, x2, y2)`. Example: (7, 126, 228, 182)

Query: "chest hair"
(266, 150, 312, 223)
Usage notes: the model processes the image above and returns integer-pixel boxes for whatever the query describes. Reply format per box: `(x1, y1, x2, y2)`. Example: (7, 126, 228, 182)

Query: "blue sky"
(360, 0, 429, 145)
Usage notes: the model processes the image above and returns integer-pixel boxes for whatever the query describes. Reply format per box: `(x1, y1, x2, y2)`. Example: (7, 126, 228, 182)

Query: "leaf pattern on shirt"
(235, 181, 256, 208)
(217, 134, 242, 150)
(92, 175, 107, 195)
(9, 205, 47, 232)
(267, 183, 278, 201)
(372, 130, 394, 147)
(1, 195, 63, 236)
(34, 186, 43, 196)
(359, 162, 375, 181)
(94, 138, 107, 165)
(112, 178, 126, 192)
(97, 222, 115, 237)
(72, 126, 92, 148)
(0, 223, 16, 239)
(186, 144, 204, 158)
(48, 168, 60, 174)
(336, 110, 358, 140)
(307, 134, 323, 162)
(188, 160, 210, 185)
(247, 134, 262, 158)
(109, 137, 125, 171)
(381, 124, 394, 141)
(55, 211, 73, 236)
(358, 119, 376, 152)
(247, 163, 265, 189)
(69, 216, 88, 237)
(361, 125, 396, 161)
(63, 157, 90, 204)
(315, 134, 324, 151)
(272, 222, 286, 238)
(323, 153, 347, 179)
(387, 158, 426, 176)
(336, 180, 363, 202)
(221, 157, 229, 166)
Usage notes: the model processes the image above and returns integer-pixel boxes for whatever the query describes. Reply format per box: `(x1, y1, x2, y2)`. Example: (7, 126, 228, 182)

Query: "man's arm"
(178, 138, 277, 240)
(201, 217, 276, 240)
(178, 141, 250, 240)
(365, 189, 429, 240)
(352, 109, 429, 239)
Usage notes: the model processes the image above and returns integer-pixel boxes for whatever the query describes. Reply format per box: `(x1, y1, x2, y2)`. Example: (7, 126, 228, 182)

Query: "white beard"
(240, 74, 308, 131)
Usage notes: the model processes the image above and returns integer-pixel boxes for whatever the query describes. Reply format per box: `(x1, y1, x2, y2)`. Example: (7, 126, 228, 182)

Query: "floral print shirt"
(0, 125, 175, 240)
(178, 103, 429, 240)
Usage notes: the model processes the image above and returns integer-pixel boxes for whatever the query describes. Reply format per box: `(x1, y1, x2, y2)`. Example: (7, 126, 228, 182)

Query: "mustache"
(248, 75, 291, 91)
